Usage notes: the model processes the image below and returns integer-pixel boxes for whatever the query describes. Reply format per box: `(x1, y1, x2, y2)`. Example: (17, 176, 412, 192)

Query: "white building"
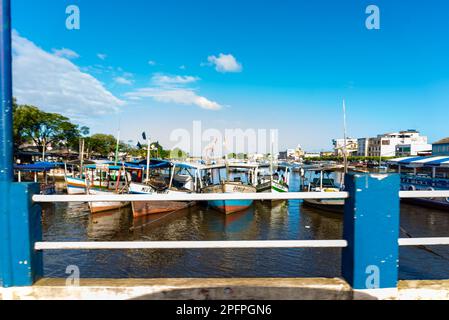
(396, 143, 432, 157)
(357, 138, 370, 157)
(333, 138, 358, 157)
(367, 130, 430, 158)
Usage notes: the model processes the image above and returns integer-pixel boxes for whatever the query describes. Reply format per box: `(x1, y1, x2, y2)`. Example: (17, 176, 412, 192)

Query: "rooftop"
(433, 137, 449, 145)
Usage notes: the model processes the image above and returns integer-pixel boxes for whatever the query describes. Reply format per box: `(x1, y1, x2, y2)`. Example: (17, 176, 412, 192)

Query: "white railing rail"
(34, 240, 349, 250)
(31, 190, 449, 251)
(32, 190, 449, 203)
(34, 238, 449, 251)
(32, 191, 349, 203)
(400, 190, 449, 198)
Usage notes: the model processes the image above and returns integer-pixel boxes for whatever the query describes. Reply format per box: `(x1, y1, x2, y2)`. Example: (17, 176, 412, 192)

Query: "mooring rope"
(400, 226, 449, 262)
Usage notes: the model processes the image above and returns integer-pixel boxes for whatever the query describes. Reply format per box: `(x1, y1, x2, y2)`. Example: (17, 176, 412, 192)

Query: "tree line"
(13, 100, 188, 160)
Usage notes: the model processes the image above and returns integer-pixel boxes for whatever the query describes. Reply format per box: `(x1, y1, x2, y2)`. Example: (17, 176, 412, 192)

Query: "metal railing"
(4, 174, 449, 289)
(32, 190, 449, 250)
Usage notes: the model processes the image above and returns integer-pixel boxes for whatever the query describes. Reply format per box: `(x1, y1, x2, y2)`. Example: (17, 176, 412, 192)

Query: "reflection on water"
(41, 174, 449, 280)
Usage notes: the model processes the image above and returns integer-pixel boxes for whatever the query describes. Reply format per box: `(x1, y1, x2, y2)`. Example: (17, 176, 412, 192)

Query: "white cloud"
(151, 74, 200, 86)
(179, 65, 186, 70)
(148, 60, 156, 66)
(52, 48, 79, 59)
(12, 31, 124, 118)
(125, 88, 222, 111)
(97, 53, 107, 60)
(125, 73, 222, 111)
(114, 77, 133, 85)
(207, 53, 242, 73)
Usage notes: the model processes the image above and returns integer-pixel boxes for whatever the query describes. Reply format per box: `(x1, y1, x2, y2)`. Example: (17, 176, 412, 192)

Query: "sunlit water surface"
(41, 174, 449, 280)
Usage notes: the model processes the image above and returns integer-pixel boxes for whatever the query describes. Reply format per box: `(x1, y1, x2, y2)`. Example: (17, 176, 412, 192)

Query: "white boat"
(65, 176, 89, 195)
(84, 164, 132, 214)
(302, 100, 348, 214)
(128, 161, 198, 218)
(65, 163, 130, 195)
(257, 164, 291, 202)
(88, 188, 130, 214)
(302, 170, 345, 213)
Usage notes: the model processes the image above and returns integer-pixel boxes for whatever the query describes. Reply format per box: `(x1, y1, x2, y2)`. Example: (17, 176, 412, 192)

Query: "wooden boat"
(129, 182, 195, 218)
(302, 170, 345, 214)
(200, 162, 259, 215)
(203, 182, 257, 215)
(302, 100, 347, 214)
(128, 161, 200, 218)
(257, 164, 290, 202)
(65, 162, 135, 195)
(88, 188, 130, 214)
(86, 164, 131, 214)
(65, 176, 89, 195)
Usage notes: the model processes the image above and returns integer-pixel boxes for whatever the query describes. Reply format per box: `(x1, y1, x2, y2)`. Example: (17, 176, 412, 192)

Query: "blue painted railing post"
(342, 173, 400, 292)
(0, 0, 14, 288)
(0, 0, 43, 288)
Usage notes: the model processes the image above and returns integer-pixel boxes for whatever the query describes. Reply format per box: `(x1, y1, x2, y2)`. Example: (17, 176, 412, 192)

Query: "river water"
(41, 173, 449, 280)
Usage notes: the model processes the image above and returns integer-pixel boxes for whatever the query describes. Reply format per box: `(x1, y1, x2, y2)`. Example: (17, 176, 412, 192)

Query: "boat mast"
(80, 138, 85, 170)
(114, 130, 120, 166)
(270, 131, 274, 182)
(146, 137, 151, 183)
(342, 100, 348, 175)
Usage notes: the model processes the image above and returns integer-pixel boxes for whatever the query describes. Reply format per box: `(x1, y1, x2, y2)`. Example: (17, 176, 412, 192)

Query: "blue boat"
(388, 156, 449, 211)
(201, 163, 259, 215)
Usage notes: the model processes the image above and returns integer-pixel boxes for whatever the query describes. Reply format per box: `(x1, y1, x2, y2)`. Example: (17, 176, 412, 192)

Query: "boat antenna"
(114, 117, 121, 166)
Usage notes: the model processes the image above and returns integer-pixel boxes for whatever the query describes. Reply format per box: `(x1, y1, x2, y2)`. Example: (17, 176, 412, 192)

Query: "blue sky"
(10, 0, 449, 153)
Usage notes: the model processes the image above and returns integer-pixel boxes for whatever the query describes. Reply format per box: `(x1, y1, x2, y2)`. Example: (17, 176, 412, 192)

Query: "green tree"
(13, 102, 85, 154)
(169, 148, 188, 160)
(85, 134, 117, 157)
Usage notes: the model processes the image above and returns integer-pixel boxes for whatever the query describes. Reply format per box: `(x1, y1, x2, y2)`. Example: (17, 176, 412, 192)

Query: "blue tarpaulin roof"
(14, 162, 65, 172)
(83, 159, 172, 171)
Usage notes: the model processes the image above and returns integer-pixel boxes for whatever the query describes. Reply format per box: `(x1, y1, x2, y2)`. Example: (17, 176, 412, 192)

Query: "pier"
(1, 0, 449, 300)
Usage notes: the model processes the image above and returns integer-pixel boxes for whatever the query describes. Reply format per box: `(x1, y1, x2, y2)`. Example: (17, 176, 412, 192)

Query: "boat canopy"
(172, 161, 261, 171)
(132, 159, 173, 169)
(14, 162, 65, 172)
(84, 162, 141, 171)
(388, 156, 449, 168)
(82, 159, 172, 171)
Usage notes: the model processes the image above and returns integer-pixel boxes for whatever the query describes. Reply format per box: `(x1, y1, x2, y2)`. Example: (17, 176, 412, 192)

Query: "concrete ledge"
(398, 280, 449, 300)
(1, 278, 449, 300)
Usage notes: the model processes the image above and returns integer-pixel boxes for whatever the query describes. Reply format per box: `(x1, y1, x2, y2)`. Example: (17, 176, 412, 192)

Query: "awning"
(388, 156, 449, 167)
(14, 162, 65, 172)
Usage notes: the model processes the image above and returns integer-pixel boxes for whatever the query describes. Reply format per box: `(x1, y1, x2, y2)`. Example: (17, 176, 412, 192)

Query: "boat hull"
(132, 201, 194, 218)
(302, 199, 345, 214)
(401, 178, 449, 212)
(129, 182, 195, 218)
(202, 183, 256, 215)
(257, 180, 288, 203)
(65, 177, 87, 195)
(88, 189, 129, 214)
(207, 199, 254, 214)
